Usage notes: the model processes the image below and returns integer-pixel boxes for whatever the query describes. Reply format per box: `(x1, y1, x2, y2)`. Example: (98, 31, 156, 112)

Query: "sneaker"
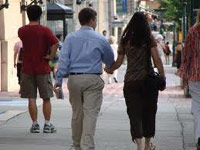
(43, 123, 56, 133)
(30, 123, 40, 133)
(69, 144, 81, 150)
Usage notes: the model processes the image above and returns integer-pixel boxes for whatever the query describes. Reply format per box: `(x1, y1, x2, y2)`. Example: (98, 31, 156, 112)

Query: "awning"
(47, 2, 73, 20)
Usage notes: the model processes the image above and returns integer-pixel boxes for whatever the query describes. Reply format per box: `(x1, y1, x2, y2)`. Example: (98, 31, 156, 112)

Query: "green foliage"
(158, 0, 185, 21)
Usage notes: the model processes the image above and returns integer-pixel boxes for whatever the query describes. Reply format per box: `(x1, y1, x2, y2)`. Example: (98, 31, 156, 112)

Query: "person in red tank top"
(18, 5, 58, 133)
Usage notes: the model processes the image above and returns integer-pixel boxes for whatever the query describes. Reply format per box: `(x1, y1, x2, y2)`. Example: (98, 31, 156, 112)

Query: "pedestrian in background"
(163, 42, 171, 65)
(107, 36, 118, 83)
(18, 5, 58, 133)
(175, 42, 182, 70)
(155, 34, 166, 64)
(178, 9, 200, 150)
(56, 34, 63, 50)
(102, 29, 108, 41)
(49, 34, 62, 79)
(13, 40, 23, 94)
(105, 12, 165, 150)
(54, 8, 114, 150)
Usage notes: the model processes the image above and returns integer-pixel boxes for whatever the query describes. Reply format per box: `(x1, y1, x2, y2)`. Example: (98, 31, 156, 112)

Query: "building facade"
(0, 0, 47, 92)
(0, 0, 110, 92)
(110, 0, 136, 42)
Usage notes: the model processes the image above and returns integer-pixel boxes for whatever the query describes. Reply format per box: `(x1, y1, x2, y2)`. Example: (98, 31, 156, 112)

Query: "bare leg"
(28, 98, 37, 122)
(43, 99, 51, 121)
(136, 138, 143, 150)
(144, 137, 151, 150)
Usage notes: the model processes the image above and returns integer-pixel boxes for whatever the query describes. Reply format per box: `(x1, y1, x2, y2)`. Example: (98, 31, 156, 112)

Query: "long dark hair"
(121, 12, 151, 48)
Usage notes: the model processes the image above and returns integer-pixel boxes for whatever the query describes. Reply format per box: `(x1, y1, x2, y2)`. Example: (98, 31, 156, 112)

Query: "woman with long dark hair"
(105, 12, 165, 150)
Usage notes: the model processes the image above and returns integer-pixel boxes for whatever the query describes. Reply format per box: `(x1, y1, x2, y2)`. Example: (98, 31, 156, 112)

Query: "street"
(0, 65, 196, 150)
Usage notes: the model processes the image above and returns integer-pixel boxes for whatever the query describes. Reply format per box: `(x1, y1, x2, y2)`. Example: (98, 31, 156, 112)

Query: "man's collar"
(80, 25, 94, 30)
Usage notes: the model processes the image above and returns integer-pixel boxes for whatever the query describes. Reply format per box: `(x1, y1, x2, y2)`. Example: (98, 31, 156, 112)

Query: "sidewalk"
(0, 65, 196, 150)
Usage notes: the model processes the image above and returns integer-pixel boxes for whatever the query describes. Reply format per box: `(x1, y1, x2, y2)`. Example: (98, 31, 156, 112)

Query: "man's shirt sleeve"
(102, 40, 115, 68)
(56, 36, 71, 86)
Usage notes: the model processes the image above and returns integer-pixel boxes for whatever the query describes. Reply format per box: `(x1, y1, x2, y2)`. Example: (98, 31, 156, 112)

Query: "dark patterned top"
(118, 36, 157, 82)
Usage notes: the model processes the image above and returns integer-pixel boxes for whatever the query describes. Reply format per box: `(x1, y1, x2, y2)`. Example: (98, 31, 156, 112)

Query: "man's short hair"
(27, 5, 42, 21)
(78, 8, 97, 26)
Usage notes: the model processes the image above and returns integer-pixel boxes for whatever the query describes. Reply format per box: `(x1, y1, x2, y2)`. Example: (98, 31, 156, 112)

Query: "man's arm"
(50, 43, 59, 59)
(104, 42, 125, 74)
(44, 43, 59, 60)
(44, 28, 59, 60)
(54, 36, 72, 87)
(102, 41, 115, 68)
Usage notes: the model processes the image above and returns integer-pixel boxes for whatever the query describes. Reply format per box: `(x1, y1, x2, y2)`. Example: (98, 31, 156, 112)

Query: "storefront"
(47, 2, 74, 41)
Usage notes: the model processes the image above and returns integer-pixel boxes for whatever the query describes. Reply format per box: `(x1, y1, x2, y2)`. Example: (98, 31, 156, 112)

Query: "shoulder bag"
(146, 46, 166, 91)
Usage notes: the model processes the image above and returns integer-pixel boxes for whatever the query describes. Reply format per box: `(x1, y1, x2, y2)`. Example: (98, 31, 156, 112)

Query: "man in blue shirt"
(54, 8, 115, 150)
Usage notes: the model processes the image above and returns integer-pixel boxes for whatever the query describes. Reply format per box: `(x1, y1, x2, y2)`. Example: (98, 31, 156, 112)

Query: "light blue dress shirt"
(56, 26, 115, 86)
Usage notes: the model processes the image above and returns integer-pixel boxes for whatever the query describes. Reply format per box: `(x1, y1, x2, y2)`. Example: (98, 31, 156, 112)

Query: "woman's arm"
(151, 46, 165, 78)
(105, 54, 125, 74)
(14, 50, 18, 68)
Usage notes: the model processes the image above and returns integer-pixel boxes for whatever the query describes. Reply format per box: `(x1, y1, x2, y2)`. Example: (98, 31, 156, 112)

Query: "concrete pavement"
(0, 65, 196, 150)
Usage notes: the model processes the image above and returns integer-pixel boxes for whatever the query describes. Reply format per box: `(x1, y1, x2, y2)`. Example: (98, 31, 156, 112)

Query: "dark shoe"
(30, 123, 40, 133)
(43, 123, 56, 133)
(197, 138, 200, 150)
(113, 77, 118, 83)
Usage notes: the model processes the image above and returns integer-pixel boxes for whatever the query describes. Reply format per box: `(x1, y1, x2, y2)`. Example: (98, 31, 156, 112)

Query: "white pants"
(189, 81, 200, 142)
(67, 74, 104, 150)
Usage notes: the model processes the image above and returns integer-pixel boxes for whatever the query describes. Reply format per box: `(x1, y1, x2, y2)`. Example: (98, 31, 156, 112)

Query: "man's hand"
(53, 83, 60, 91)
(14, 63, 17, 68)
(104, 67, 114, 74)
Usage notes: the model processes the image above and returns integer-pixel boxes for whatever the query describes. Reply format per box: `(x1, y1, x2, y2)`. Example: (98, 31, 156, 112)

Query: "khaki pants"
(67, 74, 104, 150)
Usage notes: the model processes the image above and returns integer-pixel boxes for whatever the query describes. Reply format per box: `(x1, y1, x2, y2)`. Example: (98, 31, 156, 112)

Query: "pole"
(108, 0, 112, 35)
(172, 21, 176, 67)
(183, 2, 187, 41)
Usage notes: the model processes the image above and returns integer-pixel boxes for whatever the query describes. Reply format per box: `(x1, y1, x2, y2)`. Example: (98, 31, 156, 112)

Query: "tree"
(158, 0, 185, 21)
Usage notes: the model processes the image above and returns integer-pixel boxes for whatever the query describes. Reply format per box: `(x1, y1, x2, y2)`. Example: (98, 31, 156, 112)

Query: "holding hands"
(104, 67, 114, 74)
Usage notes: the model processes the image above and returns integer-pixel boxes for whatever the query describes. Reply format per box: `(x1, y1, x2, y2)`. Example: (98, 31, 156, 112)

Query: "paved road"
(0, 65, 196, 150)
